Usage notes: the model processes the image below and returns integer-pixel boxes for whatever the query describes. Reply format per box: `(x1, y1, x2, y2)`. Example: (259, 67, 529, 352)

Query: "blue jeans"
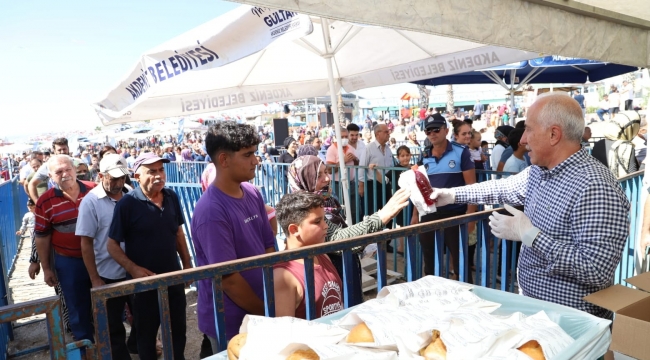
(596, 108, 609, 121)
(54, 253, 94, 342)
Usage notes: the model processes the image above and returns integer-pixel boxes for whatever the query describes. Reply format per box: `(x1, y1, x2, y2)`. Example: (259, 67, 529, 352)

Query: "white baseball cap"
(99, 154, 129, 178)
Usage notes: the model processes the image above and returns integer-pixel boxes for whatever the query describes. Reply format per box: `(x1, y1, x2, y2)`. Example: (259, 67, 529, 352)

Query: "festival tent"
(93, 5, 539, 224)
(226, 0, 650, 68)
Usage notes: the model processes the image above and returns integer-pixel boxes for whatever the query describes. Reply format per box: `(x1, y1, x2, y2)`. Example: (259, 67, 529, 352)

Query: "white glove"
(430, 188, 456, 207)
(489, 204, 540, 246)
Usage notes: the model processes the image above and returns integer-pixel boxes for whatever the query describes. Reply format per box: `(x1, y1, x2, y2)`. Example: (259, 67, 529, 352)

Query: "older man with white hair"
(107, 152, 192, 360)
(34, 154, 96, 343)
(430, 92, 630, 319)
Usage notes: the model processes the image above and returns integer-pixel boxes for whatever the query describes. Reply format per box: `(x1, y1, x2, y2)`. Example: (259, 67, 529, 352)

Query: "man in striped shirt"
(34, 155, 96, 342)
(431, 93, 630, 318)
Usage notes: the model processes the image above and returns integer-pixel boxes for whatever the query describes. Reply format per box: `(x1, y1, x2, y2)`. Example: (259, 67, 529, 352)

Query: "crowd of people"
(4, 89, 648, 358)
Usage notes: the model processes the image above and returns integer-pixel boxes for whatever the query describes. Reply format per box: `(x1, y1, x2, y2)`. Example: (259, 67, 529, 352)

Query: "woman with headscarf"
(592, 111, 641, 177)
(180, 148, 193, 162)
(287, 155, 410, 305)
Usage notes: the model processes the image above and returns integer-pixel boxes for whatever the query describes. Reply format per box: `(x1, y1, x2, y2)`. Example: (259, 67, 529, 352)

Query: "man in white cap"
(161, 144, 176, 161)
(76, 154, 137, 357)
(107, 152, 192, 359)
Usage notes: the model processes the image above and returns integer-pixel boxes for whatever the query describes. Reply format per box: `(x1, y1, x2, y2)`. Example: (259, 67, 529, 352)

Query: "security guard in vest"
(411, 114, 477, 282)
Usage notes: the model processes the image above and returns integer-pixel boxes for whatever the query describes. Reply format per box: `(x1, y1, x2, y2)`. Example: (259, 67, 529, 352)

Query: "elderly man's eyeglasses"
(425, 128, 443, 134)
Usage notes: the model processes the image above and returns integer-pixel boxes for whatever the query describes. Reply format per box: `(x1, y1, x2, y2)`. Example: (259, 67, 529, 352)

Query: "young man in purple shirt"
(190, 122, 276, 352)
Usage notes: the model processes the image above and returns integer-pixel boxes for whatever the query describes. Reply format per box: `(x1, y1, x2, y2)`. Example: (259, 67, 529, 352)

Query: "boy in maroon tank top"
(274, 192, 344, 319)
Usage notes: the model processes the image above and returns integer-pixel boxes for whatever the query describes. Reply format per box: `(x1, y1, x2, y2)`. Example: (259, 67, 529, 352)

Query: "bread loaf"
(420, 330, 447, 360)
(227, 333, 247, 360)
(517, 340, 545, 360)
(346, 322, 374, 343)
(285, 349, 320, 360)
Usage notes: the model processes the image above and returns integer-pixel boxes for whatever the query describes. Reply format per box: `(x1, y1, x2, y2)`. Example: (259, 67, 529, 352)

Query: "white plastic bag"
(398, 166, 436, 215)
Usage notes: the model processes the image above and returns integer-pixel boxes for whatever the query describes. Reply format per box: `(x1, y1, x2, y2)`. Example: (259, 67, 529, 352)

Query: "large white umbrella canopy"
(93, 5, 537, 225)
(92, 10, 537, 124)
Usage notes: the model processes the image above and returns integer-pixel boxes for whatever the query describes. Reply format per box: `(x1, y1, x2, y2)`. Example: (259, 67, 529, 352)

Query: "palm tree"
(417, 85, 429, 110)
(446, 85, 454, 113)
(337, 91, 346, 125)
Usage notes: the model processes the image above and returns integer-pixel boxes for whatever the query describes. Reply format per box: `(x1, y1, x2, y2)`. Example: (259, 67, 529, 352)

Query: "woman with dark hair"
(98, 145, 117, 161)
(451, 120, 472, 146)
(98, 145, 132, 185)
(287, 155, 410, 305)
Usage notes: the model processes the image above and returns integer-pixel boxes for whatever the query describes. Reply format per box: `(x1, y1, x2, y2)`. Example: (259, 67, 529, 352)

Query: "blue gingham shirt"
(455, 149, 630, 318)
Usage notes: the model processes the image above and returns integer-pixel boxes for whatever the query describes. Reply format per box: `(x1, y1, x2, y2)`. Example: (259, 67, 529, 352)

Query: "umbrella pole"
(509, 69, 516, 116)
(322, 18, 353, 225)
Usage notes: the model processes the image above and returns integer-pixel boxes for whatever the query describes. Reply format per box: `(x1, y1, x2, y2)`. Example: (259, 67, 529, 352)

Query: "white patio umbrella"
(93, 6, 538, 224)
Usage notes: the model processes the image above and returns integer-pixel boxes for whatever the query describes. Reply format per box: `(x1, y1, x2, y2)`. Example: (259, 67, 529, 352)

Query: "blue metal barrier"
(0, 177, 28, 353)
(0, 178, 28, 275)
(163, 162, 207, 184)
(0, 296, 91, 359)
(90, 208, 509, 357)
(0, 164, 634, 358)
(614, 171, 644, 286)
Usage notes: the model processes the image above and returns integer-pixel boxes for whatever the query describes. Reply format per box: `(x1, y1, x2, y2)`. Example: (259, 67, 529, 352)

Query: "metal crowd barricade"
(163, 162, 208, 184)
(0, 165, 641, 358)
(90, 208, 510, 358)
(0, 177, 29, 353)
(614, 170, 644, 286)
(0, 296, 92, 359)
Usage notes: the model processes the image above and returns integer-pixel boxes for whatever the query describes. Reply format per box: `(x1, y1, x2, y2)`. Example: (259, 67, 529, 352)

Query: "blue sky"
(0, 0, 239, 139)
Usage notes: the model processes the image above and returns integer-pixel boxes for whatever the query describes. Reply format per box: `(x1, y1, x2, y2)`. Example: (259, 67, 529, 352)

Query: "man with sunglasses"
(76, 154, 137, 358)
(411, 114, 476, 281)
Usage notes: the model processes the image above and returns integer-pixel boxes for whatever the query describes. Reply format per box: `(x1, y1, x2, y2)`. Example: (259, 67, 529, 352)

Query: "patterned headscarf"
(603, 111, 640, 177)
(297, 145, 319, 157)
(288, 155, 346, 227)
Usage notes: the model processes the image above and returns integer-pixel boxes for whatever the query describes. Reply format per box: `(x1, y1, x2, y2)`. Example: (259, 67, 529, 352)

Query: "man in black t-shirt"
(108, 153, 193, 360)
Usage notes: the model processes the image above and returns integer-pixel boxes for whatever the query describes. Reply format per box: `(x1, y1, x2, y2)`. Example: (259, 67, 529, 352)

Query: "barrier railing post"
(92, 293, 111, 359)
(433, 229, 444, 277)
(157, 287, 174, 360)
(458, 223, 469, 283)
(262, 267, 275, 317)
(211, 276, 226, 352)
(341, 250, 354, 308)
(303, 257, 316, 321)
(376, 241, 387, 291)
(479, 219, 490, 288)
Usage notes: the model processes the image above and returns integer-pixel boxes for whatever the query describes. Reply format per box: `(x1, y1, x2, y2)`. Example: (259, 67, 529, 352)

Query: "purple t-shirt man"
(191, 182, 275, 341)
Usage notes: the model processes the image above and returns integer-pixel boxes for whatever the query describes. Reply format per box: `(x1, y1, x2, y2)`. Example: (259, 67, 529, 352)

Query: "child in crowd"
(469, 130, 487, 170)
(274, 191, 343, 319)
(16, 199, 35, 238)
(480, 140, 490, 168)
(385, 145, 413, 255)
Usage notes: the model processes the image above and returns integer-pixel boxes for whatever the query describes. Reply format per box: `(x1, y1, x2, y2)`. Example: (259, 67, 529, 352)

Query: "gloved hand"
(489, 204, 540, 246)
(430, 188, 456, 207)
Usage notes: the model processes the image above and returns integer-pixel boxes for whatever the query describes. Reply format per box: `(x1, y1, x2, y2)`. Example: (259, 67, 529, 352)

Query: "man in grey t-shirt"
(76, 154, 137, 357)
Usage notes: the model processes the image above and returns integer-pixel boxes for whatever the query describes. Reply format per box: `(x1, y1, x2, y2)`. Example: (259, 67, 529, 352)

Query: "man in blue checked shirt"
(430, 92, 630, 319)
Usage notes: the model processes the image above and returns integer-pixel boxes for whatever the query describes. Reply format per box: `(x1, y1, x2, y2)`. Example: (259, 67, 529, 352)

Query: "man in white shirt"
(346, 124, 366, 165)
(359, 124, 395, 223)
(503, 129, 528, 173)
(596, 94, 610, 121)
(491, 126, 513, 171)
